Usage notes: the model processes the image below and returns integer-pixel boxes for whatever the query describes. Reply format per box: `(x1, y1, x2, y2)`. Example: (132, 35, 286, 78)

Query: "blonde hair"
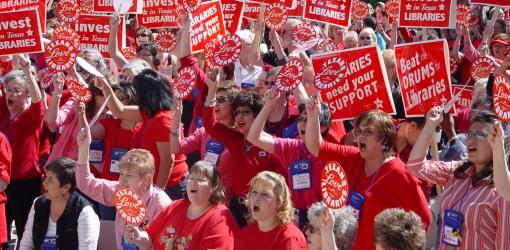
(119, 149, 155, 176)
(248, 171, 293, 225)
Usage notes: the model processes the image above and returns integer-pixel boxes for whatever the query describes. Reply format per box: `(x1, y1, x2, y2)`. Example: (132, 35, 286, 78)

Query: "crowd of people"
(1, 0, 510, 249)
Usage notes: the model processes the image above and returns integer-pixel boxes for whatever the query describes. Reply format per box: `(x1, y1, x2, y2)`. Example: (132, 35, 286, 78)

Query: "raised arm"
(18, 55, 41, 103)
(269, 30, 288, 64)
(176, 13, 192, 60)
(489, 122, 510, 201)
(108, 14, 128, 69)
(408, 106, 443, 162)
(169, 98, 183, 154)
(388, 18, 399, 49)
(248, 7, 265, 67)
(304, 95, 322, 157)
(451, 25, 463, 63)
(247, 89, 280, 153)
(94, 77, 142, 122)
(44, 73, 65, 132)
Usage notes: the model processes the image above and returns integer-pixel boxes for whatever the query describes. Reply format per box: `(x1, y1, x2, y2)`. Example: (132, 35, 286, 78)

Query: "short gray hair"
(80, 48, 108, 74)
(307, 202, 358, 250)
(4, 70, 28, 88)
(122, 59, 151, 75)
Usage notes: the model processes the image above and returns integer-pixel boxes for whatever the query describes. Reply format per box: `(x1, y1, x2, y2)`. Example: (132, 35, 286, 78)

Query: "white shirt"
(19, 199, 100, 250)
(234, 60, 264, 89)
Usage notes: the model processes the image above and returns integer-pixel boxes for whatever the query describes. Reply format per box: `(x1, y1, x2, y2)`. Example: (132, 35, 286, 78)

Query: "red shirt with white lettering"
(146, 199, 239, 250)
(235, 222, 307, 250)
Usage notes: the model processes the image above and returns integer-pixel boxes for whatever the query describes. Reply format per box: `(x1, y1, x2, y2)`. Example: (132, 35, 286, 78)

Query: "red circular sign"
(64, 76, 80, 89)
(493, 74, 510, 122)
(385, 0, 399, 19)
(264, 3, 288, 31)
(53, 26, 80, 54)
(58, 0, 80, 23)
(79, 0, 94, 14)
(352, 0, 369, 20)
(321, 161, 349, 209)
(114, 188, 147, 225)
(450, 57, 458, 75)
(274, 59, 304, 92)
(38, 68, 57, 89)
(122, 48, 137, 60)
(183, 0, 201, 13)
(45, 39, 78, 72)
(471, 57, 497, 81)
(292, 23, 317, 45)
(212, 34, 242, 66)
(155, 31, 177, 53)
(456, 5, 472, 26)
(173, 66, 197, 99)
(69, 84, 92, 102)
(204, 39, 218, 70)
(314, 56, 348, 90)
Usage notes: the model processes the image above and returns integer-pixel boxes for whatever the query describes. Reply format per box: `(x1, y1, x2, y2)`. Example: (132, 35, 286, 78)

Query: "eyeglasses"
(359, 36, 372, 40)
(297, 116, 307, 123)
(353, 128, 377, 138)
(217, 95, 228, 104)
(234, 110, 253, 117)
(187, 175, 209, 184)
(136, 33, 150, 38)
(466, 131, 488, 140)
(4, 88, 26, 95)
(264, 81, 275, 86)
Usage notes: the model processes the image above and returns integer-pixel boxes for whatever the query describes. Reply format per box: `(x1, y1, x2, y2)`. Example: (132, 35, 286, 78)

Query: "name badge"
(41, 236, 56, 250)
(442, 209, 463, 247)
(282, 122, 298, 139)
(110, 148, 128, 174)
(122, 235, 139, 250)
(241, 82, 255, 89)
(204, 139, 224, 167)
(290, 160, 311, 190)
(348, 190, 365, 220)
(89, 140, 104, 163)
(195, 116, 203, 129)
(192, 88, 199, 99)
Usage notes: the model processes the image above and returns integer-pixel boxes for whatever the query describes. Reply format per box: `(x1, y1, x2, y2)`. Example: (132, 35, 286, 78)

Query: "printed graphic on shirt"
(159, 225, 193, 250)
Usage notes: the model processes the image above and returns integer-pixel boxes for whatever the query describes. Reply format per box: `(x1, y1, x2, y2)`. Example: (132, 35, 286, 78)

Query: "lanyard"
(353, 165, 382, 196)
(451, 182, 472, 211)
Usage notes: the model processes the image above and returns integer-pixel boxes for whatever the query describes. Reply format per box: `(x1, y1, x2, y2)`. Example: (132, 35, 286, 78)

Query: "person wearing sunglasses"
(358, 28, 377, 48)
(170, 81, 239, 204)
(407, 107, 510, 249)
(305, 97, 431, 250)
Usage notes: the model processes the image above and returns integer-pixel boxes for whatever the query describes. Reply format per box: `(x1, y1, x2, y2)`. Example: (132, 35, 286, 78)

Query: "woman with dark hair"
(407, 107, 510, 249)
(95, 69, 188, 199)
(136, 43, 161, 69)
(124, 161, 239, 250)
(305, 96, 431, 250)
(19, 158, 100, 249)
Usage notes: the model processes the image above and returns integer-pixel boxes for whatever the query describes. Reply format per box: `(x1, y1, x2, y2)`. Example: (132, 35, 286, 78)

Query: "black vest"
(32, 191, 93, 250)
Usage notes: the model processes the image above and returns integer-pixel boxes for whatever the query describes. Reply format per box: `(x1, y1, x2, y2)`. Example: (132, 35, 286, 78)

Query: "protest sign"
(93, 0, 143, 14)
(385, 0, 399, 20)
(69, 83, 93, 102)
(114, 188, 147, 225)
(155, 31, 177, 53)
(292, 23, 317, 45)
(220, 0, 243, 34)
(137, 0, 183, 29)
(450, 57, 458, 75)
(471, 0, 510, 8)
(58, 0, 80, 23)
(212, 34, 241, 66)
(351, 0, 369, 21)
(264, 2, 288, 31)
(395, 39, 454, 117)
(38, 68, 56, 89)
(0, 9, 43, 56)
(245, 0, 293, 7)
(471, 57, 497, 81)
(74, 14, 125, 59)
(173, 66, 197, 99)
(287, 0, 304, 17)
(0, 0, 46, 33)
(122, 47, 137, 59)
(191, 0, 226, 52)
(242, 2, 260, 20)
(79, 0, 94, 14)
(273, 58, 304, 92)
(204, 39, 217, 70)
(45, 39, 78, 72)
(452, 85, 473, 110)
(399, 0, 456, 28)
(54, 26, 81, 49)
(321, 161, 349, 209)
(493, 74, 510, 122)
(312, 46, 395, 121)
(456, 5, 472, 26)
(304, 0, 352, 27)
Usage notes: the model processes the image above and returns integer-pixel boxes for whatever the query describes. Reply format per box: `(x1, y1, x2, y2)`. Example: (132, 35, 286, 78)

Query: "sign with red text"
(288, 0, 304, 17)
(399, 0, 456, 28)
(204, 39, 217, 70)
(456, 5, 472, 26)
(54, 26, 81, 48)
(395, 39, 454, 117)
(292, 23, 317, 45)
(191, 0, 226, 52)
(264, 2, 288, 31)
(93, 0, 143, 13)
(452, 85, 473, 110)
(274, 58, 304, 92)
(312, 46, 395, 121)
(58, 0, 81, 23)
(0, 0, 46, 33)
(45, 39, 78, 72)
(155, 31, 176, 52)
(114, 188, 147, 225)
(242, 2, 260, 20)
(184, 0, 201, 12)
(69, 82, 93, 102)
(304, 0, 352, 27)
(212, 34, 241, 66)
(79, 0, 94, 14)
(221, 0, 243, 34)
(351, 0, 369, 20)
(0, 9, 43, 56)
(245, 0, 294, 7)
(137, 0, 183, 29)
(471, 57, 497, 81)
(173, 66, 197, 98)
(38, 68, 56, 89)
(122, 47, 137, 60)
(321, 161, 349, 209)
(471, 0, 510, 8)
(385, 0, 399, 19)
(74, 14, 125, 59)
(493, 74, 510, 122)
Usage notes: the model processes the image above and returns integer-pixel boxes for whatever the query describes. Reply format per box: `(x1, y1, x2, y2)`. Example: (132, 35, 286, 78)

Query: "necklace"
(244, 138, 252, 153)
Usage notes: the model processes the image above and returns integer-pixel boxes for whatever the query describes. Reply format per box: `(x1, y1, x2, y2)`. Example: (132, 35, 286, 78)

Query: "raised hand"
(263, 88, 280, 108)
(488, 122, 505, 148)
(305, 94, 320, 117)
(426, 106, 444, 127)
(109, 13, 120, 27)
(76, 123, 92, 149)
(94, 77, 109, 92)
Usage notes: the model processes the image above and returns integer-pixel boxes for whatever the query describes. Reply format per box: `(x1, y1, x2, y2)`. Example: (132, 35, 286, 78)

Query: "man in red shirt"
(0, 57, 44, 244)
(0, 132, 11, 248)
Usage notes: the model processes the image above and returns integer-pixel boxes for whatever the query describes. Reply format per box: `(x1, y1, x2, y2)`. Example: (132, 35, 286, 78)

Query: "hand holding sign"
(212, 34, 242, 66)
(320, 161, 349, 209)
(273, 58, 304, 92)
(114, 188, 147, 225)
(426, 106, 444, 127)
(264, 3, 288, 31)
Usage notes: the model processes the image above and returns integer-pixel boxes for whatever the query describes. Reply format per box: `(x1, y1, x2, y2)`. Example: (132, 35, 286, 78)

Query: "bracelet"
(182, 28, 192, 33)
(170, 129, 180, 137)
(205, 98, 216, 107)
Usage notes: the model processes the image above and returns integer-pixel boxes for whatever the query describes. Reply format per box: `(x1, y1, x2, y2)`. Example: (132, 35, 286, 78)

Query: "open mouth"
(7, 99, 14, 106)
(300, 130, 306, 136)
(468, 146, 477, 153)
(190, 188, 198, 194)
(359, 142, 367, 150)
(237, 121, 245, 128)
(253, 205, 260, 212)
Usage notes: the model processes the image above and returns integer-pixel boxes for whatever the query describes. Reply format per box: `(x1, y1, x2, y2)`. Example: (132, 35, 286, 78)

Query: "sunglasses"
(217, 95, 228, 104)
(359, 36, 372, 40)
(264, 81, 275, 86)
(136, 33, 150, 38)
(466, 131, 488, 140)
(234, 110, 253, 117)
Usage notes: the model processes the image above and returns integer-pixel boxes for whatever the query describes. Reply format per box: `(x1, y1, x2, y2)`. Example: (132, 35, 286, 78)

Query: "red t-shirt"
(318, 141, 431, 250)
(454, 107, 471, 133)
(0, 100, 44, 180)
(235, 222, 307, 250)
(146, 199, 239, 250)
(202, 106, 285, 196)
(324, 120, 346, 144)
(397, 144, 433, 200)
(99, 118, 138, 181)
(135, 110, 188, 187)
(0, 132, 11, 204)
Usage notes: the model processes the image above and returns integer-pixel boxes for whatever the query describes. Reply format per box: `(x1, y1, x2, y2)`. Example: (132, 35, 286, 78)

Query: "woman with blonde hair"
(235, 171, 307, 250)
